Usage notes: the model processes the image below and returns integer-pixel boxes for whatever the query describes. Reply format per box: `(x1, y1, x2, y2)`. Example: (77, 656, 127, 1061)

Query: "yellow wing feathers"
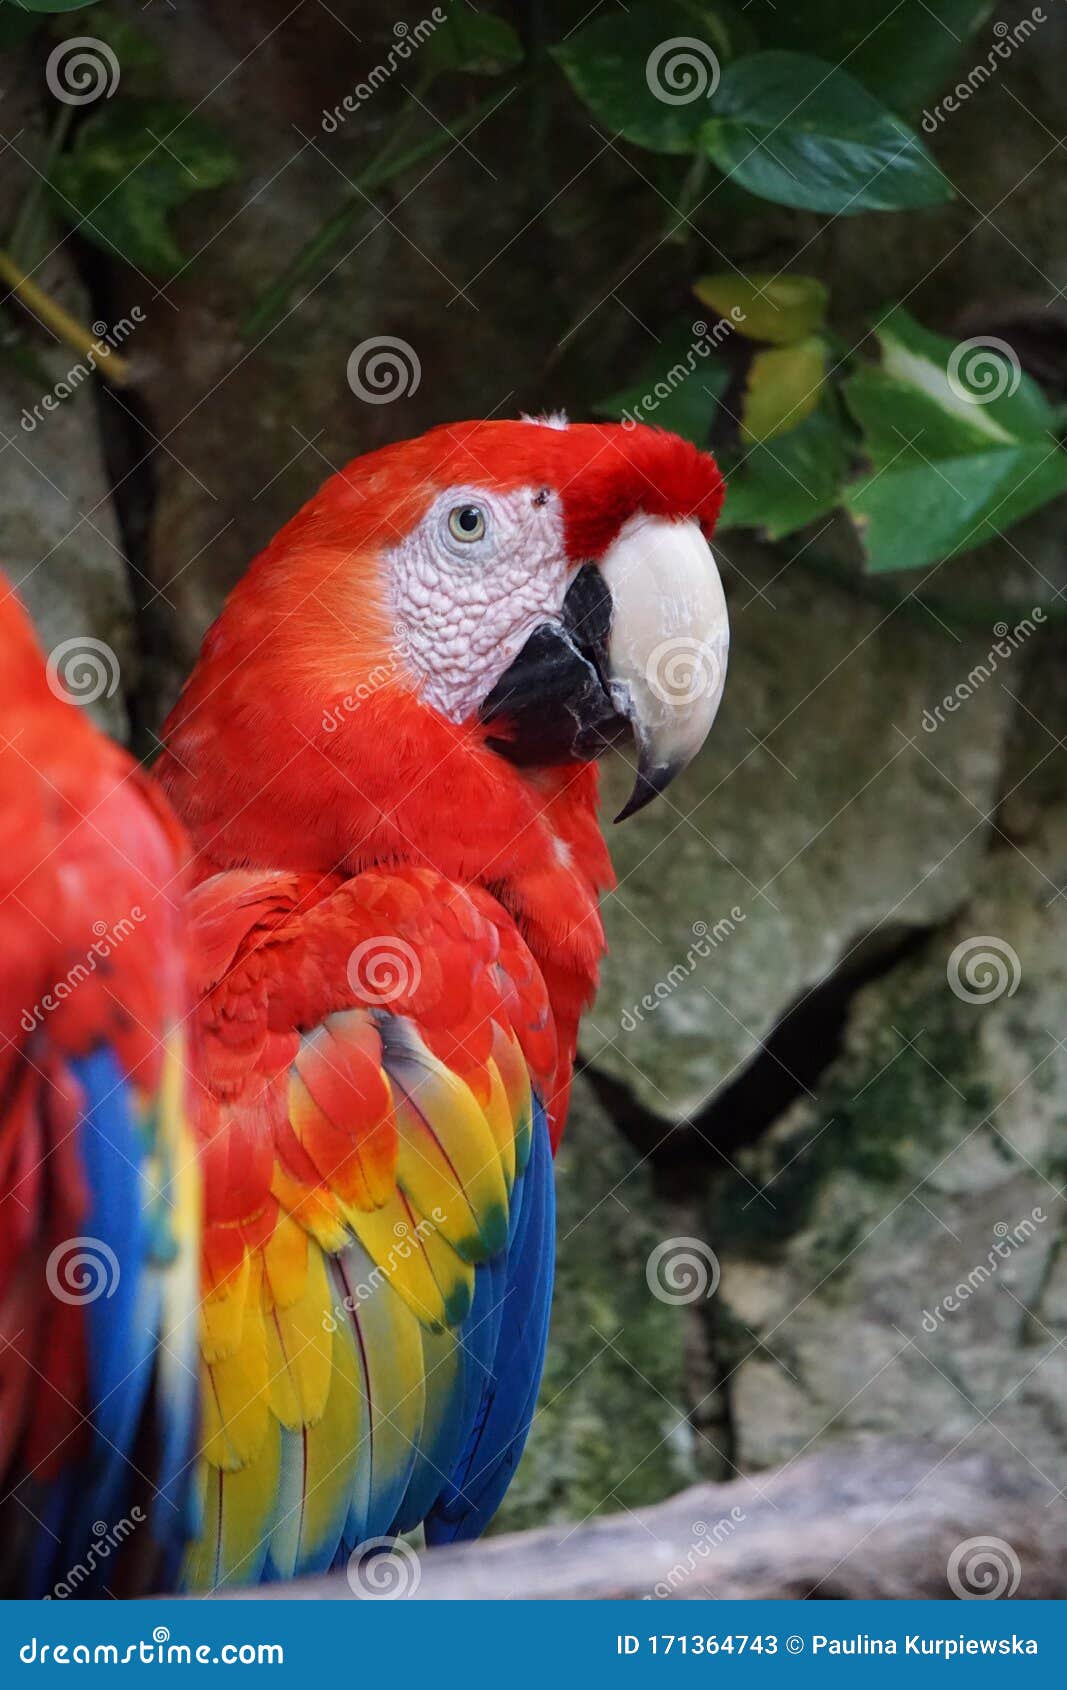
(186, 1008, 533, 1587)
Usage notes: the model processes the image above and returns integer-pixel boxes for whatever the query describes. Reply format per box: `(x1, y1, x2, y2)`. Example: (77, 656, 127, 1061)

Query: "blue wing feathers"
(37, 1049, 197, 1595)
(77, 1050, 156, 1471)
(424, 1096, 555, 1545)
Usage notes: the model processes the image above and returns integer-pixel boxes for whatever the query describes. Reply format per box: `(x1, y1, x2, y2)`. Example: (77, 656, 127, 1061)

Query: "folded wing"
(184, 864, 559, 1589)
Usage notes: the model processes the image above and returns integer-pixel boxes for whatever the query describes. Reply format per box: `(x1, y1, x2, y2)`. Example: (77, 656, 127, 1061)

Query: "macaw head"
(396, 416, 729, 822)
(160, 415, 728, 878)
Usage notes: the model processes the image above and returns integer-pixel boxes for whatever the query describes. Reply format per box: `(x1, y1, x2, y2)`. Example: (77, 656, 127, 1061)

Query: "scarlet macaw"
(0, 590, 199, 1598)
(156, 418, 729, 1588)
(3, 416, 728, 1594)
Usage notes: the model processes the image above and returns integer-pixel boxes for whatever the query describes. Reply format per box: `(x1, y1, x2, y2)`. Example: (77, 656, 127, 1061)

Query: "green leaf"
(862, 306, 1057, 445)
(703, 52, 953, 213)
(554, 1, 733, 155)
(845, 364, 992, 465)
(49, 98, 238, 276)
(695, 271, 827, 344)
(741, 335, 826, 442)
(770, 0, 994, 113)
(719, 403, 850, 539)
(843, 307, 1067, 571)
(847, 446, 1067, 573)
(594, 319, 728, 446)
(424, 5, 522, 77)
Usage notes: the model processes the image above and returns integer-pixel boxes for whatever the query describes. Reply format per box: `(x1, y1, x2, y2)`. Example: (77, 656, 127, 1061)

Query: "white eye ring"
(447, 504, 486, 543)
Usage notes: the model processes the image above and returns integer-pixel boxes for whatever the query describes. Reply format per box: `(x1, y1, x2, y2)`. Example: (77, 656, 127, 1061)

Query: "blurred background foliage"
(5, 0, 1067, 610)
(2, 0, 1066, 1536)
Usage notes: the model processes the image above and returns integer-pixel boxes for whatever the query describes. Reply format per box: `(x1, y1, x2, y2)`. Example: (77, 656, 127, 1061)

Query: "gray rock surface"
(712, 770, 1067, 1491)
(586, 534, 1020, 1118)
(0, 78, 134, 739)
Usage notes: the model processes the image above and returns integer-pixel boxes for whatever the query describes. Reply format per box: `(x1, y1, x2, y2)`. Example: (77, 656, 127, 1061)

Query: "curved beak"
(600, 514, 729, 821)
(480, 514, 729, 821)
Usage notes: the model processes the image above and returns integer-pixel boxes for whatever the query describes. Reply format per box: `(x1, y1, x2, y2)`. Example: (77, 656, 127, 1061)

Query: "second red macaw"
(0, 590, 198, 1599)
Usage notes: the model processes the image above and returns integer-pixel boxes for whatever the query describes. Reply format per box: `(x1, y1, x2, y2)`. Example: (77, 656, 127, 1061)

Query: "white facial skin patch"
(387, 484, 576, 722)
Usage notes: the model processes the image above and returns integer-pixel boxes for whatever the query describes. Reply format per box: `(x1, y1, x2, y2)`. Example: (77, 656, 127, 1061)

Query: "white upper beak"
(598, 513, 729, 820)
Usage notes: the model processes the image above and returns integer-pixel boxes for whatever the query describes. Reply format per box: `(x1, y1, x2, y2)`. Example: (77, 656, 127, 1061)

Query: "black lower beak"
(480, 566, 628, 768)
(482, 516, 729, 822)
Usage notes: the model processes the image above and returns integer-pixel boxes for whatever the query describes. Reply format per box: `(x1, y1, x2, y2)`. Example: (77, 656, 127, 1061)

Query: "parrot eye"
(447, 505, 486, 543)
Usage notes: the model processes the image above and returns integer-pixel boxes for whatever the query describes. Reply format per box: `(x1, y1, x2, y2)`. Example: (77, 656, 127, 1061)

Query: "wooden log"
(216, 1438, 1067, 1599)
